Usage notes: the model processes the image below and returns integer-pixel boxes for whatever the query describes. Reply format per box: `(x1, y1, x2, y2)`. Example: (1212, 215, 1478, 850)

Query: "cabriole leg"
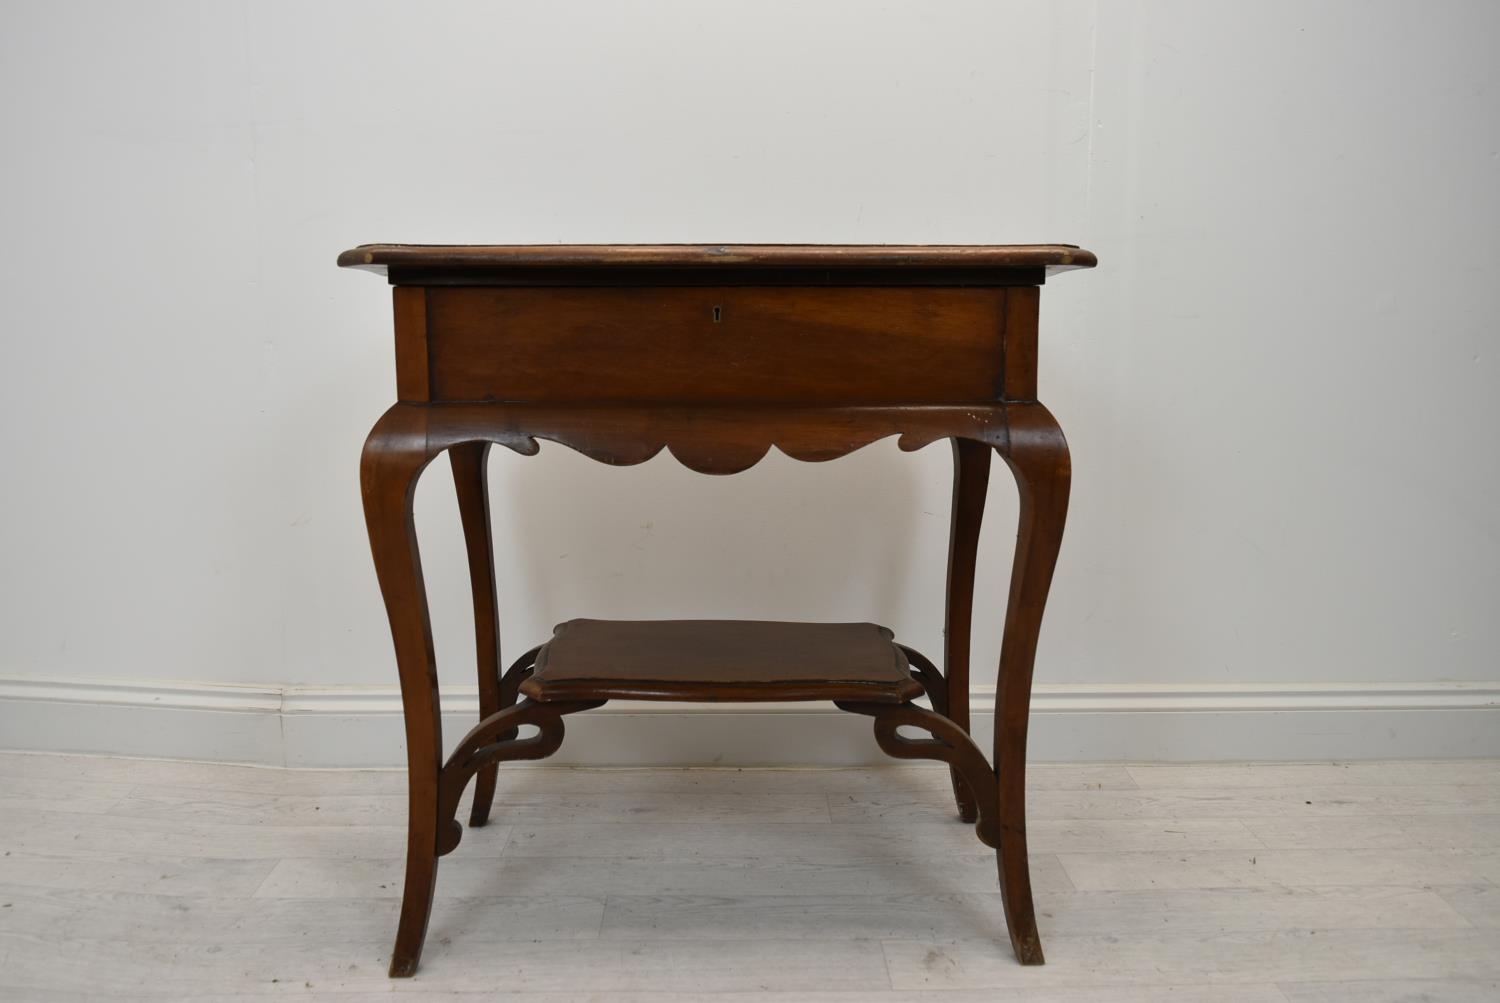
(992, 405, 1071, 966)
(361, 408, 442, 978)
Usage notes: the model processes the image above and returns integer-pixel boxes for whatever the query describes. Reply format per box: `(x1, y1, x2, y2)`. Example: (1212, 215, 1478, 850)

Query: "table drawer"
(400, 286, 1036, 405)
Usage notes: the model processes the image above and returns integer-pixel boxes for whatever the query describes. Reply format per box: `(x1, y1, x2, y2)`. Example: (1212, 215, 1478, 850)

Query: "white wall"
(2, 1, 1497, 764)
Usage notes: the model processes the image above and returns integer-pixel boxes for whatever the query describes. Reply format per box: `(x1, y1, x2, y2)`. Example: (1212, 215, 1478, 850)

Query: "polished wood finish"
(360, 400, 1015, 476)
(435, 697, 604, 857)
(423, 286, 1012, 405)
(392, 286, 430, 403)
(992, 403, 1072, 965)
(448, 443, 504, 828)
(523, 619, 924, 703)
(944, 438, 992, 823)
(1001, 286, 1042, 401)
(340, 242, 1096, 274)
(347, 242, 1094, 977)
(358, 422, 442, 979)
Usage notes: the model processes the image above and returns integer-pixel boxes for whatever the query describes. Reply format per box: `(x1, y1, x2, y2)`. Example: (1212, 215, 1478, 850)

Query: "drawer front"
(408, 286, 1029, 405)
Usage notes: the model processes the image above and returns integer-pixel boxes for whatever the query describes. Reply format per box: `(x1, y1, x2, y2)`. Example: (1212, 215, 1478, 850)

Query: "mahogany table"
(341, 243, 1097, 977)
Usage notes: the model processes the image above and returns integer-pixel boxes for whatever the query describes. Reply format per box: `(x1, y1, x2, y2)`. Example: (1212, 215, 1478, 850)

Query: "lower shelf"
(517, 618, 926, 704)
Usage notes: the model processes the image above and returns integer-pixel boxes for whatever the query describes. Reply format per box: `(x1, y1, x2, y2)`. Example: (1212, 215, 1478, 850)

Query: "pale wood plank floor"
(1, 753, 1497, 1001)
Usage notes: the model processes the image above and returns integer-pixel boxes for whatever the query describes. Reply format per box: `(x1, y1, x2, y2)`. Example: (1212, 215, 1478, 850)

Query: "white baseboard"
(1, 675, 1496, 767)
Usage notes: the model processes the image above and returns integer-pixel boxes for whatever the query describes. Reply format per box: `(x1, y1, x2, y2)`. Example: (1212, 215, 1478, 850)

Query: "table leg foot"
(996, 818, 1045, 965)
(387, 857, 435, 971)
(389, 778, 441, 978)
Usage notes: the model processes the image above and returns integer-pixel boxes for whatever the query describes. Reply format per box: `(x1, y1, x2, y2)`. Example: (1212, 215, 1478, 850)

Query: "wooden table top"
(338, 243, 1097, 276)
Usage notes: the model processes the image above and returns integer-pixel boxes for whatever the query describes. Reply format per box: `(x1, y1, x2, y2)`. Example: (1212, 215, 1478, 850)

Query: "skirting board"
(1, 676, 1497, 767)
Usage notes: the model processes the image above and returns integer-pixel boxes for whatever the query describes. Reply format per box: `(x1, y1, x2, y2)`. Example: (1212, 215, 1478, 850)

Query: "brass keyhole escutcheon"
(712, 305, 722, 323)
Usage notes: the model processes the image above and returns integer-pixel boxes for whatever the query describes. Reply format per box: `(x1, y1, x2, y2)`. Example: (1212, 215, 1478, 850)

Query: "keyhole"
(712, 305, 722, 323)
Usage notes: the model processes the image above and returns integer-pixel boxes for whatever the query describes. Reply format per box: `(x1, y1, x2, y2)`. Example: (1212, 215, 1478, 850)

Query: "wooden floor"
(1, 754, 1498, 1000)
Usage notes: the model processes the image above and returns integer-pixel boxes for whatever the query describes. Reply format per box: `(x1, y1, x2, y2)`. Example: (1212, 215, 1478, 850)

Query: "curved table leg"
(450, 442, 506, 828)
(361, 410, 442, 978)
(943, 437, 991, 823)
(991, 404, 1071, 966)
